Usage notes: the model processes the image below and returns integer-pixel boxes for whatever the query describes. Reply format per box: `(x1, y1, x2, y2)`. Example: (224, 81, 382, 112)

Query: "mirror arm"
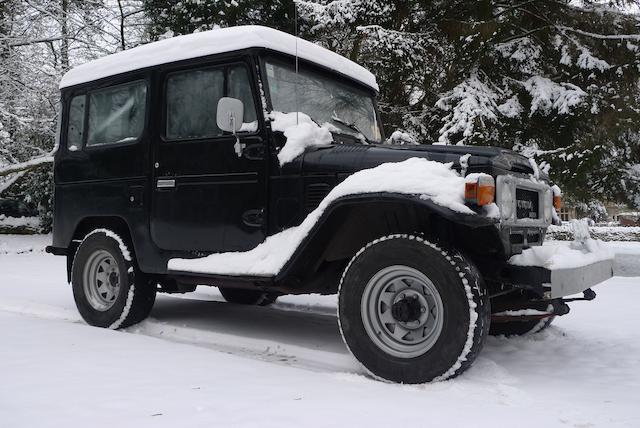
(230, 113, 246, 158)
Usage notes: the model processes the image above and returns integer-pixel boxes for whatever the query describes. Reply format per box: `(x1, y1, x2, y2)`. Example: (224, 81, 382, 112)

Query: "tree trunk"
(60, 0, 70, 71)
(117, 0, 126, 50)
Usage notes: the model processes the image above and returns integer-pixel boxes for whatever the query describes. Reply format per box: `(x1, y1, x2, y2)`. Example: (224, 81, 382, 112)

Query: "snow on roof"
(59, 25, 379, 91)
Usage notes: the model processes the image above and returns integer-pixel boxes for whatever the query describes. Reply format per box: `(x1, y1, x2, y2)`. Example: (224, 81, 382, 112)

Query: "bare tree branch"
(0, 151, 55, 178)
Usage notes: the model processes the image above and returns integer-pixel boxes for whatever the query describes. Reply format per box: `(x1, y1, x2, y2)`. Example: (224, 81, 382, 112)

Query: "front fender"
(275, 192, 499, 287)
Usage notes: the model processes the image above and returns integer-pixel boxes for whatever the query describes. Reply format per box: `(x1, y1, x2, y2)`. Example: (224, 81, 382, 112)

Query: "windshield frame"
(259, 52, 384, 143)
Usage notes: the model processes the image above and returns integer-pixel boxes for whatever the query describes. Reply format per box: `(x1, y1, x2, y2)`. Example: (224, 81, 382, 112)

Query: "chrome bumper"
(504, 258, 614, 299)
(546, 259, 614, 298)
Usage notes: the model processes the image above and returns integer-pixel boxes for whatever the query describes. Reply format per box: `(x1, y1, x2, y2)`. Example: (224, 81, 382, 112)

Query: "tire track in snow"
(0, 295, 361, 376)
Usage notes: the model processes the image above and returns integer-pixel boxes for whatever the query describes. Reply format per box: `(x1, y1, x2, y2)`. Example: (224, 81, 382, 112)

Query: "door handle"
(157, 178, 176, 189)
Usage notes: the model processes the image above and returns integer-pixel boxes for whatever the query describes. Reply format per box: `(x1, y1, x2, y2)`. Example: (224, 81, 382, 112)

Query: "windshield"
(264, 59, 382, 143)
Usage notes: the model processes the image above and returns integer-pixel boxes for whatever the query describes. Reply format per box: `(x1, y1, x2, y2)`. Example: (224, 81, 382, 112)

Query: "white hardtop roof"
(59, 25, 378, 91)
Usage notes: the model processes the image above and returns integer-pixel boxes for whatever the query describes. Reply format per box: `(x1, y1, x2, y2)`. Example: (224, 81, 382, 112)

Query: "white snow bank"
(509, 238, 613, 270)
(0, 215, 40, 229)
(0, 234, 50, 254)
(60, 25, 378, 91)
(2, 257, 640, 427)
(168, 158, 476, 276)
(270, 112, 335, 165)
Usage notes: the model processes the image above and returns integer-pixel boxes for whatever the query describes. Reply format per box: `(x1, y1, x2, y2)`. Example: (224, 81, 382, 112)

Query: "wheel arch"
(65, 216, 136, 283)
(274, 192, 500, 293)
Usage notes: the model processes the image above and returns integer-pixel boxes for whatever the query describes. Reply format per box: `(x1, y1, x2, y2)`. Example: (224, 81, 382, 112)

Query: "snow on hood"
(59, 26, 378, 91)
(168, 158, 480, 277)
(270, 112, 336, 165)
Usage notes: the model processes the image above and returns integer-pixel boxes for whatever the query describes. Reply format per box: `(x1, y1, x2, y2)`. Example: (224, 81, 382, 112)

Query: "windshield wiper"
(330, 115, 370, 145)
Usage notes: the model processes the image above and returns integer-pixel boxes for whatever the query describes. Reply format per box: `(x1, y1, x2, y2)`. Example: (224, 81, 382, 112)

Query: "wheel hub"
(361, 265, 444, 359)
(82, 249, 120, 312)
(391, 294, 424, 323)
(108, 271, 119, 287)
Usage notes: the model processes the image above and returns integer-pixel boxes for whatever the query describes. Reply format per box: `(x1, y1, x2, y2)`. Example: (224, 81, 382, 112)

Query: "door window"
(165, 64, 258, 140)
(228, 65, 258, 131)
(166, 69, 225, 140)
(87, 80, 147, 147)
(67, 95, 86, 151)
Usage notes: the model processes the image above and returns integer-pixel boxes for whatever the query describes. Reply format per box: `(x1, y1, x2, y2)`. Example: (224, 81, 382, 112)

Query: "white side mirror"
(216, 97, 244, 133)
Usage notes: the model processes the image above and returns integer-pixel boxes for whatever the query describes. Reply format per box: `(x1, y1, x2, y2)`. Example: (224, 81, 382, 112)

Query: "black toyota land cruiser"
(47, 25, 613, 384)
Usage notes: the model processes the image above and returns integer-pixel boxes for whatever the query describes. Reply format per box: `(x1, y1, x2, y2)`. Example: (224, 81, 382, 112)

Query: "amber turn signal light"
(465, 175, 495, 206)
(553, 195, 562, 210)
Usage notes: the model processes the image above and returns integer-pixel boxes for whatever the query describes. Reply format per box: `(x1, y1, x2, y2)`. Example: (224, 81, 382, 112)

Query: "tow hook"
(562, 288, 597, 303)
(550, 300, 570, 316)
(546, 289, 597, 317)
(491, 289, 596, 323)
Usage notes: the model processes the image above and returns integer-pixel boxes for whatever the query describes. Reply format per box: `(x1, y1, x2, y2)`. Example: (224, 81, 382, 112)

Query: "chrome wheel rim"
(361, 265, 444, 358)
(83, 250, 120, 311)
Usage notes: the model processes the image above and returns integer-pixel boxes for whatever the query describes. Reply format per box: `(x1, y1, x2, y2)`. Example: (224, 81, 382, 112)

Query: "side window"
(67, 95, 86, 151)
(166, 68, 224, 140)
(87, 81, 147, 147)
(228, 65, 258, 131)
(165, 64, 259, 140)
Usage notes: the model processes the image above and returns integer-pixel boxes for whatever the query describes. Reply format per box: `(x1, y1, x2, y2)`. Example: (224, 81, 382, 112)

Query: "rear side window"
(67, 95, 86, 151)
(87, 80, 147, 147)
(165, 64, 258, 140)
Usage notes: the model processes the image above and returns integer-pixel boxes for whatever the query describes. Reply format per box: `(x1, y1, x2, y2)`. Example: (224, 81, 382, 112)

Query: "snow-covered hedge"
(0, 215, 41, 235)
(547, 225, 640, 242)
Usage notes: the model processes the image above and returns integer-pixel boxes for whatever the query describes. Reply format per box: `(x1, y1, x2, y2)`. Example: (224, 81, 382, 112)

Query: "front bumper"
(506, 258, 614, 298)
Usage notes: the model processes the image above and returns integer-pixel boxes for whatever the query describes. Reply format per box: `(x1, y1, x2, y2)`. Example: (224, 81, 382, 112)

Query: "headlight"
(499, 183, 514, 220)
(543, 188, 553, 222)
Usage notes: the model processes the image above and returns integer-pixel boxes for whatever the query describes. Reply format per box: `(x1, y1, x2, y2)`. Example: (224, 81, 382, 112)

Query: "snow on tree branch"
(0, 152, 55, 178)
(435, 73, 500, 145)
(557, 25, 640, 41)
(523, 76, 586, 116)
(296, 0, 362, 30)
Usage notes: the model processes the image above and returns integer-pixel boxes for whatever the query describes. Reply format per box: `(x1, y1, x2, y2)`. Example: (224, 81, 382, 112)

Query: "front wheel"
(71, 229, 156, 329)
(338, 234, 490, 384)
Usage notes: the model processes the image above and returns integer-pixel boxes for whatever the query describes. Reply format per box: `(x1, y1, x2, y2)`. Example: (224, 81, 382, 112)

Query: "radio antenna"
(294, 2, 299, 125)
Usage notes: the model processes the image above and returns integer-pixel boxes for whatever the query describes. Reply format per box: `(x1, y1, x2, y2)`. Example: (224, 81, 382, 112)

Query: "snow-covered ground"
(1, 235, 639, 427)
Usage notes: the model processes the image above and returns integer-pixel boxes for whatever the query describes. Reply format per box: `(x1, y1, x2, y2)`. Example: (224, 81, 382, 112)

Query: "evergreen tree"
(144, 0, 297, 39)
(298, 0, 640, 209)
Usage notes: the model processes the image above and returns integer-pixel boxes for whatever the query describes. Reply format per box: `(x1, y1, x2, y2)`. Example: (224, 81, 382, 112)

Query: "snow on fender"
(168, 158, 487, 277)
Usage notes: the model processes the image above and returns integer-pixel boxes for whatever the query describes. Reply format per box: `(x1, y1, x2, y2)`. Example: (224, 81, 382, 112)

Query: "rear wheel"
(218, 287, 278, 306)
(489, 315, 555, 336)
(338, 234, 490, 384)
(489, 291, 555, 336)
(71, 229, 156, 329)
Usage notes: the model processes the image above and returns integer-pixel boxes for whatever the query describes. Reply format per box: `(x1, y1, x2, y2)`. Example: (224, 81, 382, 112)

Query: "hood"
(292, 143, 537, 178)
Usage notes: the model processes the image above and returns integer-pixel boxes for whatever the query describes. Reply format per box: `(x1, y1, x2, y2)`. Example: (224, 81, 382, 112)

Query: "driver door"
(151, 61, 266, 253)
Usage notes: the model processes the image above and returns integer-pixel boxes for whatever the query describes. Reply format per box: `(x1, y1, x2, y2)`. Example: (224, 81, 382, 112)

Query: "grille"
(515, 188, 539, 219)
(305, 183, 331, 212)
